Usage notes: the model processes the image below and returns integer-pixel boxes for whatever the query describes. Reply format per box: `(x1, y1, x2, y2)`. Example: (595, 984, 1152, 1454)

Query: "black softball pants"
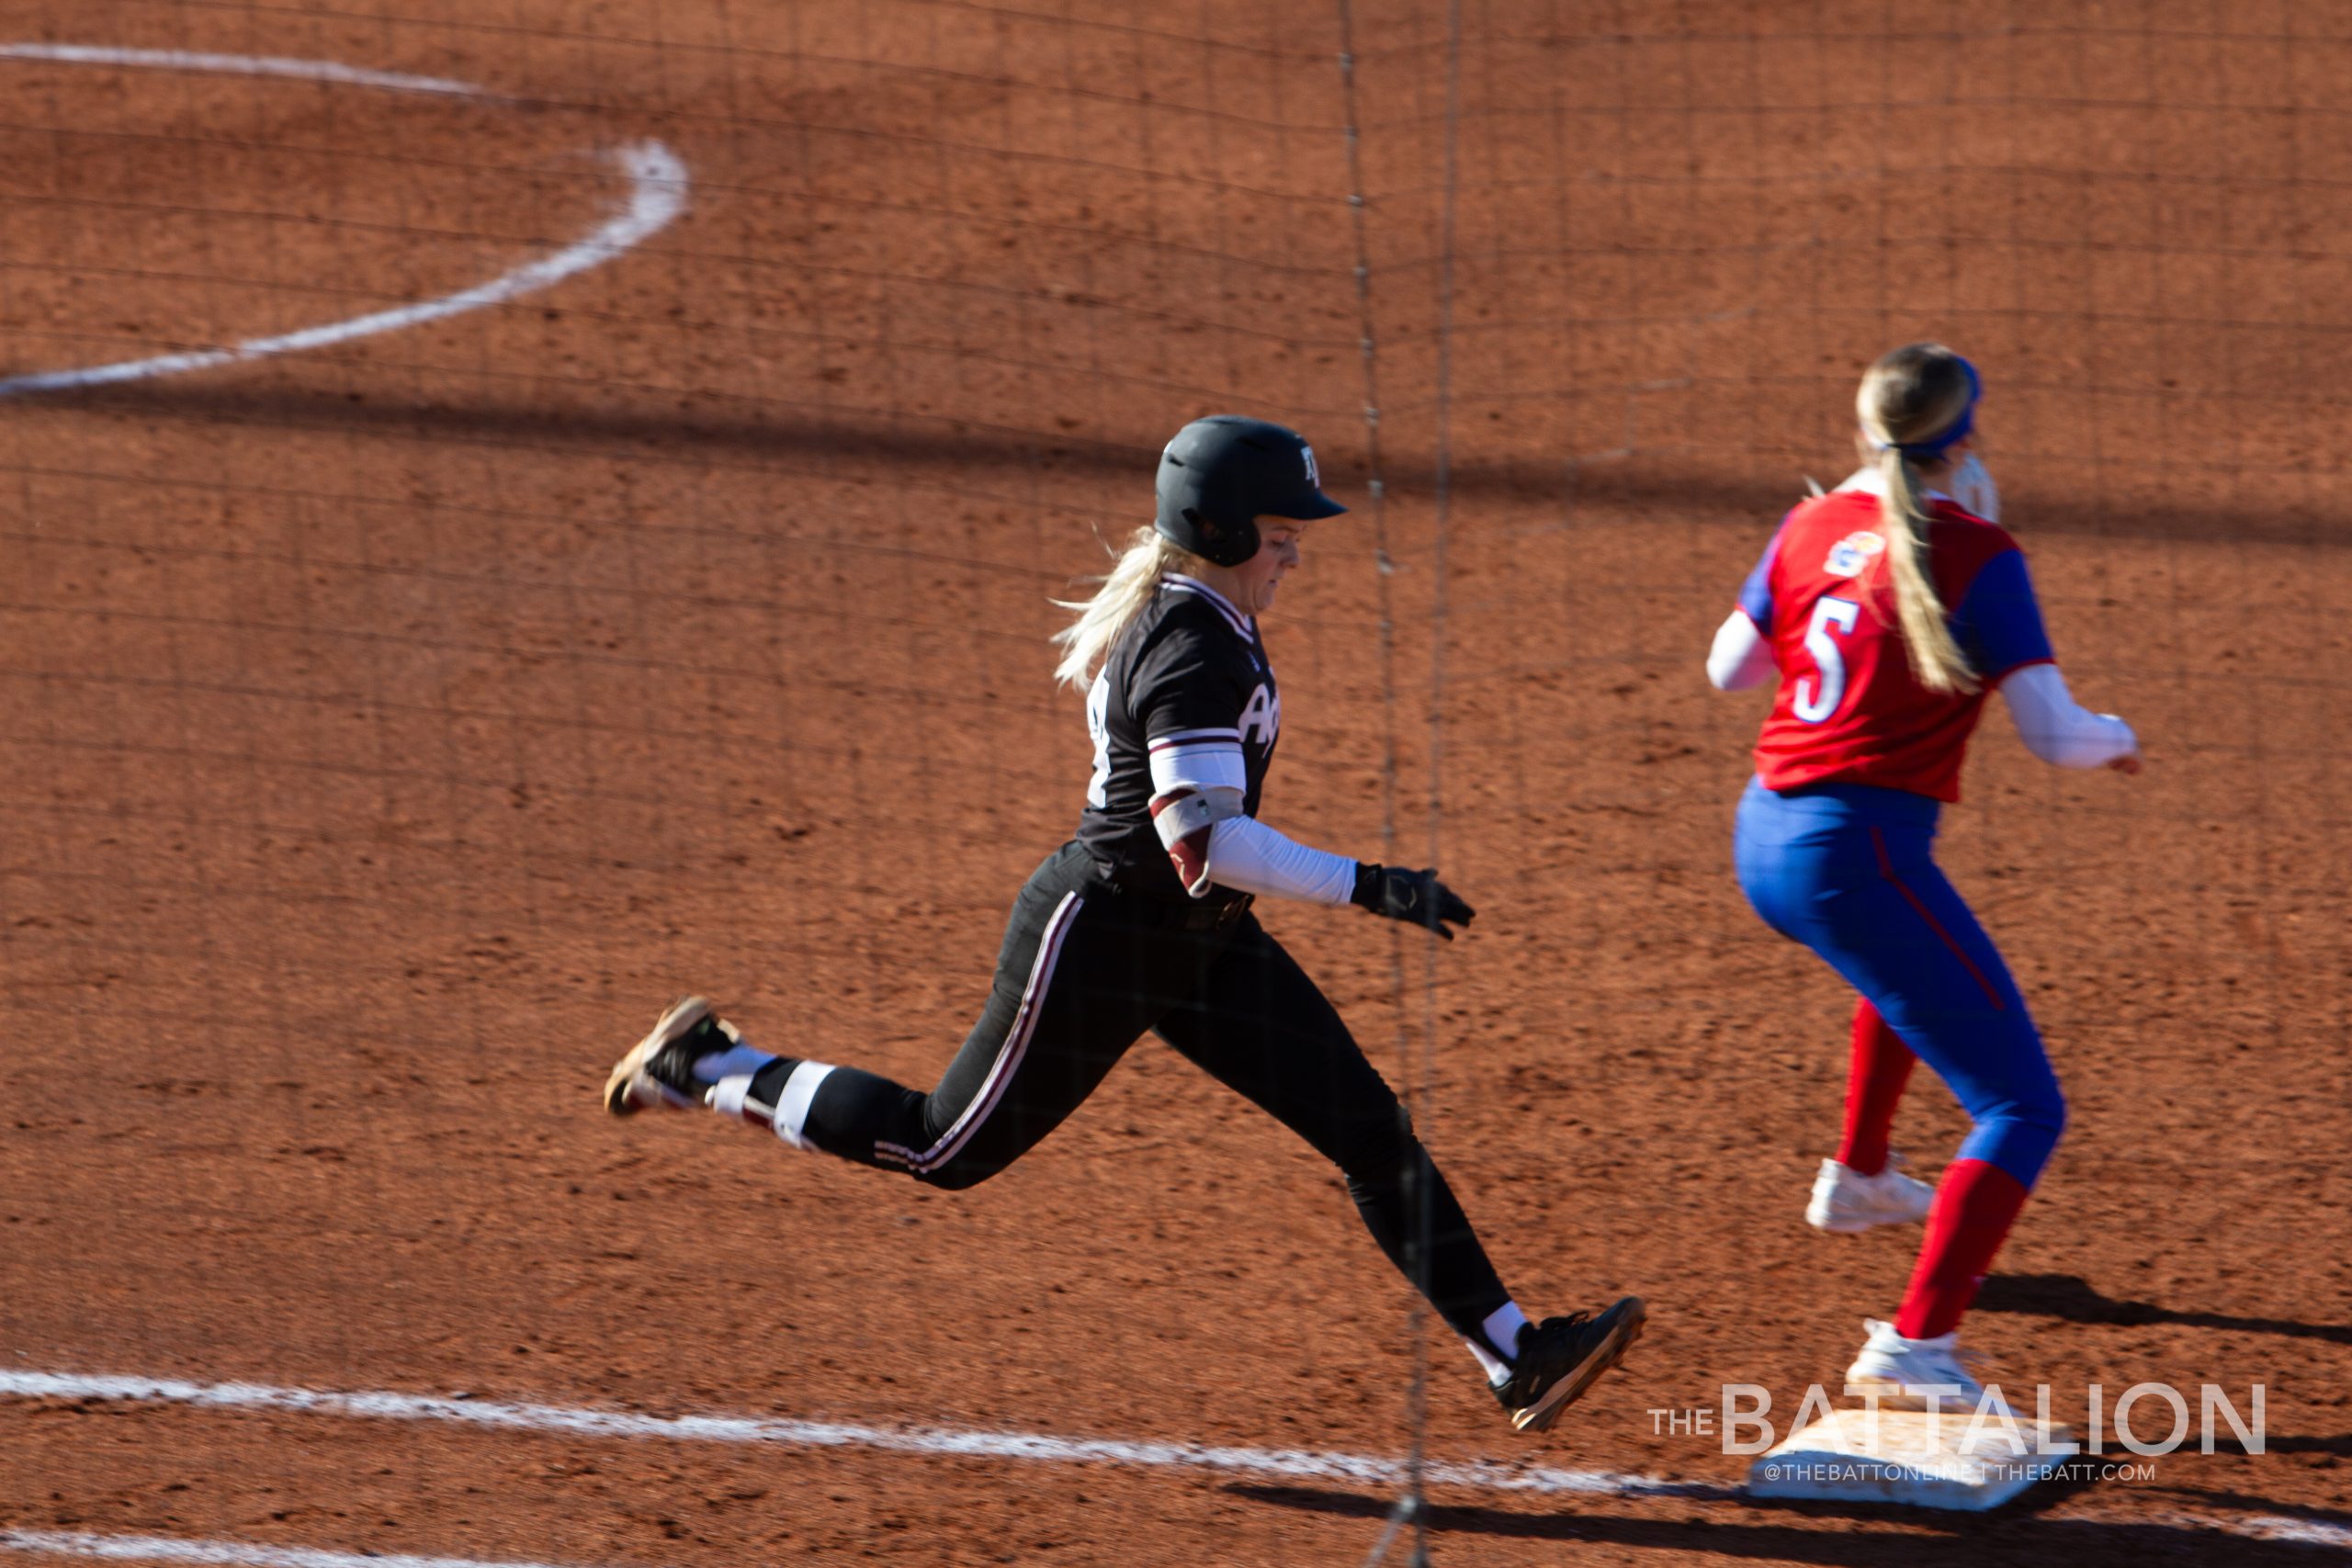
(786, 840, 1515, 1347)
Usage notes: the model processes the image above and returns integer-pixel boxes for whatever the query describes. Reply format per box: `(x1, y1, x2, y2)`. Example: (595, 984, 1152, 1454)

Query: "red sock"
(1835, 998, 1916, 1177)
(1895, 1158, 2030, 1339)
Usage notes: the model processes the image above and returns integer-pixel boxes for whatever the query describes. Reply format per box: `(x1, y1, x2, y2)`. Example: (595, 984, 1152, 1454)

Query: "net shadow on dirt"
(1976, 1274, 2352, 1347)
(23, 379, 2351, 551)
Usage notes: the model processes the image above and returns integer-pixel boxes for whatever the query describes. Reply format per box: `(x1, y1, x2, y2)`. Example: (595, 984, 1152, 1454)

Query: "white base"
(1748, 1409, 2078, 1512)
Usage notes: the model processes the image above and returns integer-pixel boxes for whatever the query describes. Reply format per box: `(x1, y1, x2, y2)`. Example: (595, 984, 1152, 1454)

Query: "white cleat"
(1844, 1319, 2008, 1415)
(1806, 1156, 1935, 1234)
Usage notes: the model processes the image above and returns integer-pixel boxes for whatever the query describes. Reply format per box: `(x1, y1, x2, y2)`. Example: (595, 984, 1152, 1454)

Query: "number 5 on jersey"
(1793, 597, 1860, 723)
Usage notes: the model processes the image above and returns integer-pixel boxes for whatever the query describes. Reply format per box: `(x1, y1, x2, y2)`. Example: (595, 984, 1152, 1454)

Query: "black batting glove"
(1351, 863, 1476, 941)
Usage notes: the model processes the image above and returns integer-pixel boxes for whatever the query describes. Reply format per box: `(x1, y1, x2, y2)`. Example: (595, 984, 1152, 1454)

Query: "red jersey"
(1736, 490, 2053, 803)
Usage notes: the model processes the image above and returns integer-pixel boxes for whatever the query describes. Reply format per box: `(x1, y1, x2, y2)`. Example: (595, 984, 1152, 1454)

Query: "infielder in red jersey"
(1709, 344, 2142, 1410)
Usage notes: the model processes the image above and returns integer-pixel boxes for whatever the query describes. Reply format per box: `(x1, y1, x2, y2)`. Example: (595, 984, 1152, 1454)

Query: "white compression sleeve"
(2000, 662, 2138, 768)
(1707, 610, 1778, 691)
(1204, 814, 1360, 906)
(1152, 786, 1359, 906)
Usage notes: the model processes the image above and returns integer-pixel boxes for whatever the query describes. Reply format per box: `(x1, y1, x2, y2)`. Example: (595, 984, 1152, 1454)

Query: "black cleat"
(1494, 1296, 1646, 1433)
(604, 996, 735, 1115)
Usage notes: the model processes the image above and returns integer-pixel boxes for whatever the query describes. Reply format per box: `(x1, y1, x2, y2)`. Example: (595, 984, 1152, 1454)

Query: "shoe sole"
(1807, 1193, 1934, 1235)
(604, 995, 715, 1116)
(1512, 1296, 1646, 1434)
(1807, 1208, 1924, 1235)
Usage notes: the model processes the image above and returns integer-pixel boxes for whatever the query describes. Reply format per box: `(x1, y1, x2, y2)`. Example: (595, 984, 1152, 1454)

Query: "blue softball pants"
(1733, 778, 2065, 1188)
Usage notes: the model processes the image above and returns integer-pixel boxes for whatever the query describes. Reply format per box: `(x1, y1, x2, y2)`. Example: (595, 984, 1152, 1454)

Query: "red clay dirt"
(1, 3, 2346, 1565)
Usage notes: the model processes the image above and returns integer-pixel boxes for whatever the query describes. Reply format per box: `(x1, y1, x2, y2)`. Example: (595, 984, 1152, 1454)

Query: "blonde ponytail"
(1854, 344, 1982, 696)
(1050, 525, 1204, 690)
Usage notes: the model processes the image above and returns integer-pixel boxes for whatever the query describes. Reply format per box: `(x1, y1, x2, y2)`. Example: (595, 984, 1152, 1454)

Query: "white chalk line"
(6, 1369, 2352, 1555)
(0, 1368, 1693, 1501)
(0, 1530, 587, 1568)
(0, 142, 685, 397)
(0, 47, 686, 398)
(2185, 1512, 2352, 1552)
(0, 44, 490, 99)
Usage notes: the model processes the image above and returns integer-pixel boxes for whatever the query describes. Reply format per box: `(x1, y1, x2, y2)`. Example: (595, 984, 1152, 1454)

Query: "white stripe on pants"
(872, 890, 1083, 1173)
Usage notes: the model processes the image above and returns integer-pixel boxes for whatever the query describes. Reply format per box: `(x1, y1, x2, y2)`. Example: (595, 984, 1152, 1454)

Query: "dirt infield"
(2, 3, 2346, 1564)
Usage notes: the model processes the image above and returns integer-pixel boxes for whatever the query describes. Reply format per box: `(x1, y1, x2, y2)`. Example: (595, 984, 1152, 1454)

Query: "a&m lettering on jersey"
(1238, 682, 1281, 748)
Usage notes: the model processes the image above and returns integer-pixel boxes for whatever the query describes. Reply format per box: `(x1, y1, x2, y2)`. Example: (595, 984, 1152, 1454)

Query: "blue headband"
(1873, 356, 1980, 458)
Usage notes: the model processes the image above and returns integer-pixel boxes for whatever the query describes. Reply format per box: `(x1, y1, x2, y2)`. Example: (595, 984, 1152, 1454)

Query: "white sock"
(708, 1074, 758, 1120)
(1468, 1301, 1531, 1384)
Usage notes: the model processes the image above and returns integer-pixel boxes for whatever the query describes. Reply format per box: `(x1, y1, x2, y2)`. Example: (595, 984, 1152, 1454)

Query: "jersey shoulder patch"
(1770, 491, 1883, 591)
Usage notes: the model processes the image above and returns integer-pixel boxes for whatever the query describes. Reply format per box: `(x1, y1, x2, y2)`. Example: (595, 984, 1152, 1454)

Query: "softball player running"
(606, 415, 1643, 1433)
(1707, 345, 2140, 1408)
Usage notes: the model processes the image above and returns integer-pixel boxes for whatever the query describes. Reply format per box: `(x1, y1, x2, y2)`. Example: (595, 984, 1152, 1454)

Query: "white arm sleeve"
(2000, 662, 2138, 768)
(1707, 610, 1778, 692)
(1151, 786, 1359, 906)
(1202, 814, 1360, 906)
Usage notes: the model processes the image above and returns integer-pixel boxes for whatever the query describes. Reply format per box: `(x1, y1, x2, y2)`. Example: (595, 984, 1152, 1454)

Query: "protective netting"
(2, 5, 2344, 1564)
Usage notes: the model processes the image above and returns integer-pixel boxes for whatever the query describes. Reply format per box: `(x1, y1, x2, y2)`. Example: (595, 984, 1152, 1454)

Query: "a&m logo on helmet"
(1300, 444, 1320, 488)
(1825, 531, 1886, 578)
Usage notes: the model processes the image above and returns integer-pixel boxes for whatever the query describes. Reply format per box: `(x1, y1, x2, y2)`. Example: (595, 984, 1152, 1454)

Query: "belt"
(1159, 896, 1253, 931)
(1083, 876, 1252, 931)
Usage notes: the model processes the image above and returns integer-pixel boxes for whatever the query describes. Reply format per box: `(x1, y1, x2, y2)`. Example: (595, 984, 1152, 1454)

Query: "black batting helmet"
(1153, 415, 1346, 567)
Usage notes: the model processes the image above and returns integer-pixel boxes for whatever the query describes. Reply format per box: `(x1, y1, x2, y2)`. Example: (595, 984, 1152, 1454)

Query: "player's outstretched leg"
(603, 844, 1193, 1190)
(604, 996, 1004, 1178)
(1156, 916, 1644, 1432)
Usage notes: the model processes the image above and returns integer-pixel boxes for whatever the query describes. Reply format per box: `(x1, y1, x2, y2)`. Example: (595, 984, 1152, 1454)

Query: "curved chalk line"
(0, 46, 687, 398)
(0, 43, 492, 98)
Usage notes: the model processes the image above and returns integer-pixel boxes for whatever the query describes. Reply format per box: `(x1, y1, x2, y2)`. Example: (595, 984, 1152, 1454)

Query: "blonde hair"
(1854, 343, 1981, 695)
(1051, 525, 1205, 690)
